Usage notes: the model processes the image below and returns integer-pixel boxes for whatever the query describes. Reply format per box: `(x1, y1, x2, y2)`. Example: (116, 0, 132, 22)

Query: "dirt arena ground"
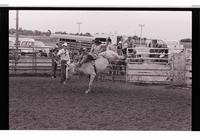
(9, 76, 191, 130)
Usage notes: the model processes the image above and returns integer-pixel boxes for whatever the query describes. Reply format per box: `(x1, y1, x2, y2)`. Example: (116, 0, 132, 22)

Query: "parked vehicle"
(34, 41, 51, 57)
(9, 37, 52, 57)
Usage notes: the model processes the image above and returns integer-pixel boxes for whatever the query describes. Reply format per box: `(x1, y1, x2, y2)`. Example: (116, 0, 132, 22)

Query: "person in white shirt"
(57, 43, 71, 84)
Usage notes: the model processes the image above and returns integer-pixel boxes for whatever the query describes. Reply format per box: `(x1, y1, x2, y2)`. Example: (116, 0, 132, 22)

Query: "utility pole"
(14, 10, 19, 73)
(77, 22, 82, 34)
(15, 10, 19, 51)
(139, 24, 145, 45)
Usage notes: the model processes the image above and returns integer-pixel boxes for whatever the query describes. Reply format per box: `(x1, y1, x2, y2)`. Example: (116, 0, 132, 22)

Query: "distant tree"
(47, 30, 51, 36)
(9, 28, 54, 36)
(55, 31, 67, 34)
(180, 38, 192, 42)
(18, 27, 23, 35)
(132, 35, 139, 40)
(9, 28, 16, 34)
(55, 31, 62, 34)
(85, 32, 92, 36)
(22, 29, 33, 35)
(34, 30, 42, 36)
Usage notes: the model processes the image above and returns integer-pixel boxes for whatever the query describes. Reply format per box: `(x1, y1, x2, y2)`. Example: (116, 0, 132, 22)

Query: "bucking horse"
(66, 49, 125, 94)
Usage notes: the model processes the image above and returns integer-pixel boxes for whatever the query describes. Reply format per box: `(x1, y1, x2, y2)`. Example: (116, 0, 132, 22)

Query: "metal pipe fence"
(9, 46, 191, 87)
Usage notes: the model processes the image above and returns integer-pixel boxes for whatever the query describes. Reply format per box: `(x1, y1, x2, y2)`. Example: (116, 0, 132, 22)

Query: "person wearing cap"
(57, 43, 71, 84)
(117, 41, 123, 55)
(118, 41, 122, 49)
(105, 37, 112, 51)
(122, 42, 128, 55)
(122, 36, 135, 56)
(78, 39, 102, 67)
(123, 36, 135, 48)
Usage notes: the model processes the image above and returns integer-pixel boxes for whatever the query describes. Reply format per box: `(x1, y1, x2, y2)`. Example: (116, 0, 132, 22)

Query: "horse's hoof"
(84, 90, 90, 94)
(63, 81, 67, 85)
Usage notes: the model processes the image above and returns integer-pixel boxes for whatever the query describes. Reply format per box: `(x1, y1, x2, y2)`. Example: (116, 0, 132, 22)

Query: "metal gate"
(126, 47, 192, 86)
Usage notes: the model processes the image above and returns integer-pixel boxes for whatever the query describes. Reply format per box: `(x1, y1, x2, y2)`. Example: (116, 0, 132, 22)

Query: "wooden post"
(32, 48, 34, 73)
(111, 65, 114, 81)
(15, 10, 19, 74)
(184, 48, 187, 85)
(35, 49, 37, 74)
(125, 63, 128, 83)
(171, 54, 174, 83)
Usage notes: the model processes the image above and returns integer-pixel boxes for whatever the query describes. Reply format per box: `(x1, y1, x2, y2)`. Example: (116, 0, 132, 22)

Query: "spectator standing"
(122, 42, 128, 56)
(57, 43, 71, 84)
(49, 47, 59, 78)
(117, 41, 123, 55)
(123, 36, 135, 48)
(123, 36, 137, 57)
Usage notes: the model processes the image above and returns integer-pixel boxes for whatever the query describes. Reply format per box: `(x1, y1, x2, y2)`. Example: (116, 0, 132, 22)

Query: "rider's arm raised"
(57, 49, 63, 56)
(89, 44, 95, 53)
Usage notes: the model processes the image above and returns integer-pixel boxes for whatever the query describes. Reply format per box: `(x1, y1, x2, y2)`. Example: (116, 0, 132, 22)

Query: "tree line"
(54, 31, 92, 36)
(9, 28, 52, 36)
(9, 28, 92, 37)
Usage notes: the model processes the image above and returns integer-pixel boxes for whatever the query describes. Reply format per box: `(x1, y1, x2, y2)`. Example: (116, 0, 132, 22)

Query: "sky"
(9, 10, 192, 41)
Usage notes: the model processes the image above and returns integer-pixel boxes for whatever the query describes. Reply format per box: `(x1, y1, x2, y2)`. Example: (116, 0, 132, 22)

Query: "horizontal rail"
(127, 68, 171, 71)
(126, 74, 169, 77)
(127, 62, 170, 65)
(131, 52, 170, 55)
(128, 47, 169, 50)
(127, 57, 169, 60)
(126, 80, 171, 84)
(11, 61, 52, 64)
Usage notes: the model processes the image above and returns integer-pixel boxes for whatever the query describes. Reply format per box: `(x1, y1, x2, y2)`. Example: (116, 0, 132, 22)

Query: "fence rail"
(185, 48, 192, 87)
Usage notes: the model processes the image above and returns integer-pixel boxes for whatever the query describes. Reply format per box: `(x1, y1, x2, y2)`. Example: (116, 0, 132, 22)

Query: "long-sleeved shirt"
(49, 49, 59, 60)
(123, 39, 135, 48)
(89, 44, 103, 58)
(57, 48, 71, 64)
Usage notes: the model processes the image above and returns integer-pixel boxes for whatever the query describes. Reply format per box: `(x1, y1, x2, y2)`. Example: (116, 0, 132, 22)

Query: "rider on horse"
(78, 39, 103, 67)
